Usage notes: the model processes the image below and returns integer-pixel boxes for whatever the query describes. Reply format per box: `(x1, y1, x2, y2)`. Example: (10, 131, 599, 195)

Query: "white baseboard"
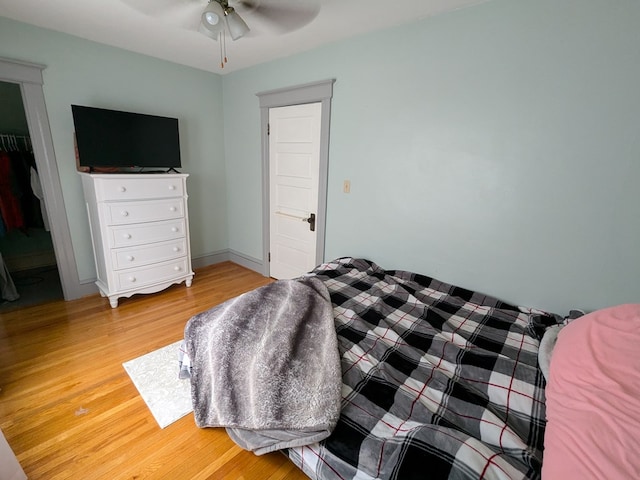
(77, 280, 100, 298)
(189, 249, 265, 275)
(227, 250, 264, 273)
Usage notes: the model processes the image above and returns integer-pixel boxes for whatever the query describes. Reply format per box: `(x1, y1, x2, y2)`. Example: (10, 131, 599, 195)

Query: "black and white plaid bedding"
(287, 258, 558, 480)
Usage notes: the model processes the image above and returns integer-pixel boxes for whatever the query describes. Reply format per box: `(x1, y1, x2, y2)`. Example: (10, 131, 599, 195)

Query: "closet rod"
(0, 133, 32, 152)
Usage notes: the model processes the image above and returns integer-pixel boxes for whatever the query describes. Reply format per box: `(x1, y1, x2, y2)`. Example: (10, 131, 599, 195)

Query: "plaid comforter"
(287, 258, 557, 480)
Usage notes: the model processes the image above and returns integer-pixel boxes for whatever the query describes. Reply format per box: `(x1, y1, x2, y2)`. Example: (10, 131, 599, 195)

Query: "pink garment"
(542, 304, 640, 479)
(0, 151, 25, 231)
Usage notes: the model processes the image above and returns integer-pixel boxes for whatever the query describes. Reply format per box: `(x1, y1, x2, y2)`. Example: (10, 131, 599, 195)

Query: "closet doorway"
(0, 57, 86, 309)
(0, 80, 63, 311)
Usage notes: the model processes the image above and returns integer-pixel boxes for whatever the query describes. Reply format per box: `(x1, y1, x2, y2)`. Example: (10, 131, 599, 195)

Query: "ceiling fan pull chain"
(218, 31, 229, 68)
(223, 32, 228, 65)
(219, 31, 225, 68)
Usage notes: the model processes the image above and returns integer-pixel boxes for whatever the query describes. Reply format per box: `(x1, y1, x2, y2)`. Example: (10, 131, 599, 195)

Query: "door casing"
(257, 79, 335, 277)
(0, 57, 89, 300)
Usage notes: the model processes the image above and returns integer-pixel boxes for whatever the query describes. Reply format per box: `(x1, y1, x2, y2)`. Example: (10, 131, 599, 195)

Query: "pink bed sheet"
(542, 304, 640, 479)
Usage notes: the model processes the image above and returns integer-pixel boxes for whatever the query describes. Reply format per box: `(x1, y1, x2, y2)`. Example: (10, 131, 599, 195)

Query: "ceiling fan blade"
(122, 0, 319, 38)
(161, 4, 209, 29)
(121, 0, 208, 30)
(120, 0, 178, 15)
(234, 0, 320, 35)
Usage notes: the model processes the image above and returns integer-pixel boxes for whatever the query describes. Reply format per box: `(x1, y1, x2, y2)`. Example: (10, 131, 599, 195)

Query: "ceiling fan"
(122, 0, 321, 68)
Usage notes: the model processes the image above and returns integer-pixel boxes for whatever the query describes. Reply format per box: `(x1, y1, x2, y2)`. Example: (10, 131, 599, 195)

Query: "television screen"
(71, 105, 181, 170)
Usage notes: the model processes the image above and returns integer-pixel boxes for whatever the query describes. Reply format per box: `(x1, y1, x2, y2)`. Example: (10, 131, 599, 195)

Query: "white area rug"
(123, 340, 192, 428)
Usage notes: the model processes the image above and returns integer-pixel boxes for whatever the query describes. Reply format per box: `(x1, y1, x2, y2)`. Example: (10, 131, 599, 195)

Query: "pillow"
(538, 310, 585, 382)
(538, 324, 563, 382)
(542, 304, 640, 479)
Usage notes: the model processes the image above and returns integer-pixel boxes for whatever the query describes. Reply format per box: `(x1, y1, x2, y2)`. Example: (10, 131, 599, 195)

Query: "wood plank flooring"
(0, 262, 309, 479)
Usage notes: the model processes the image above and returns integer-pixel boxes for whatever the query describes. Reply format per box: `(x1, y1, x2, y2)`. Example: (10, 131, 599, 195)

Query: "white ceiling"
(0, 0, 488, 74)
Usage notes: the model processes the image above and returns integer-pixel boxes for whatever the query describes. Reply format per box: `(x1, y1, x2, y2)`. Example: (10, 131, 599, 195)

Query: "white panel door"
(269, 102, 322, 279)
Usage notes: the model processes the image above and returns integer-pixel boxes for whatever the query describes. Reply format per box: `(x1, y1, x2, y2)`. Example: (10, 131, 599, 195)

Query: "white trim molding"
(191, 249, 263, 274)
(256, 79, 335, 277)
(0, 57, 89, 300)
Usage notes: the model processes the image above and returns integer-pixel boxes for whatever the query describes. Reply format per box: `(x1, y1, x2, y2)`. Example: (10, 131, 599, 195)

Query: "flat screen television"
(71, 105, 181, 171)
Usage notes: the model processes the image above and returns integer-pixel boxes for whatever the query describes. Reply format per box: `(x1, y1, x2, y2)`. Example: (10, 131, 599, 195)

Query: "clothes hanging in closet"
(0, 141, 44, 235)
(0, 150, 25, 232)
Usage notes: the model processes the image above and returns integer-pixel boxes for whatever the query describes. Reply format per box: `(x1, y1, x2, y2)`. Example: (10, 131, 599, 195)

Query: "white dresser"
(79, 172, 194, 308)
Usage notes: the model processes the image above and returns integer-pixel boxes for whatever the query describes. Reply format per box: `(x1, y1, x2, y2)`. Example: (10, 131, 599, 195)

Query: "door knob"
(304, 213, 316, 232)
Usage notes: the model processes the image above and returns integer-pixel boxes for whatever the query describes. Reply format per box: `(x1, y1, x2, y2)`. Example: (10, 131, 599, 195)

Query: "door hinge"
(267, 123, 270, 136)
(268, 252, 271, 262)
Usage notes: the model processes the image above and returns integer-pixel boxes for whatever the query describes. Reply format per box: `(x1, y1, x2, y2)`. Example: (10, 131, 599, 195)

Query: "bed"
(182, 257, 577, 479)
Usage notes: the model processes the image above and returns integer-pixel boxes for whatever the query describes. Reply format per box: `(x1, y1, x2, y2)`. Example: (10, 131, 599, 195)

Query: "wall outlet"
(343, 180, 351, 194)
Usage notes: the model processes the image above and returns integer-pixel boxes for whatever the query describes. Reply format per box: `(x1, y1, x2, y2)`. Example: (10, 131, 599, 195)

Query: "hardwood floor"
(0, 262, 309, 479)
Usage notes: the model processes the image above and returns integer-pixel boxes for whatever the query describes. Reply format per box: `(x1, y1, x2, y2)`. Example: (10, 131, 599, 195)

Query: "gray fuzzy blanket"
(184, 276, 341, 455)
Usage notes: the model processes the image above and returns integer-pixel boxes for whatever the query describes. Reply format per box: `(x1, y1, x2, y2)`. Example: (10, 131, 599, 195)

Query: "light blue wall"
(1, 1, 638, 313)
(222, 0, 640, 314)
(0, 17, 227, 282)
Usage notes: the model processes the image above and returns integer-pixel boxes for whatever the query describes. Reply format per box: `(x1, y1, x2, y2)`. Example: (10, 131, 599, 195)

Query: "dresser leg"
(186, 277, 193, 287)
(109, 297, 119, 308)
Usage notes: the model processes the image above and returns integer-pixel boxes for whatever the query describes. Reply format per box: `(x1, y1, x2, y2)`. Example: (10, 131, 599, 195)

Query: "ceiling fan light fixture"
(201, 1, 225, 36)
(224, 8, 250, 40)
(198, 22, 219, 41)
(199, 0, 251, 68)
(204, 12, 220, 26)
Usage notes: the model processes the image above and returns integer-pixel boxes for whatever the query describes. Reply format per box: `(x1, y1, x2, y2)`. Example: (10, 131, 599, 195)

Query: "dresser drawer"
(94, 176, 184, 201)
(104, 198, 184, 225)
(109, 218, 186, 248)
(111, 238, 187, 270)
(115, 257, 190, 291)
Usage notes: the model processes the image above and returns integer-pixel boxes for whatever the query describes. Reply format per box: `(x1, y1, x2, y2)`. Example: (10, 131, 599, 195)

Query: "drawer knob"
(169, 206, 177, 212)
(119, 186, 126, 193)
(174, 266, 181, 272)
(128, 276, 137, 283)
(126, 255, 134, 261)
(173, 247, 180, 252)
(169, 184, 176, 190)
(171, 227, 179, 233)
(123, 233, 132, 239)
(121, 210, 129, 217)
